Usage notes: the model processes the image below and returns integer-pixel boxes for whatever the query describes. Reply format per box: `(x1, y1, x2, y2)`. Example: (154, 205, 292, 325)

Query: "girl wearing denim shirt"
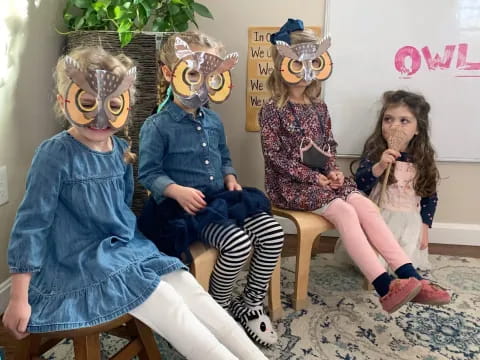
(3, 46, 268, 360)
(138, 32, 284, 346)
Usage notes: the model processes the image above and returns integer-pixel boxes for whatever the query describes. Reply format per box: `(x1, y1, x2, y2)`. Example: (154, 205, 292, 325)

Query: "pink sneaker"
(380, 278, 422, 313)
(412, 280, 451, 305)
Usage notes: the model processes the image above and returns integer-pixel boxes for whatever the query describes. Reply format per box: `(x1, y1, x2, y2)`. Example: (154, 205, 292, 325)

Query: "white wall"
(0, 0, 63, 283)
(196, 0, 480, 241)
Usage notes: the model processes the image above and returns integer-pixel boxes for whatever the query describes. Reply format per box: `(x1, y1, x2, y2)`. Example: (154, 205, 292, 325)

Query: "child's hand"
(420, 223, 429, 250)
(165, 184, 206, 215)
(317, 174, 331, 187)
(327, 170, 345, 189)
(224, 174, 242, 191)
(2, 299, 31, 340)
(372, 149, 401, 177)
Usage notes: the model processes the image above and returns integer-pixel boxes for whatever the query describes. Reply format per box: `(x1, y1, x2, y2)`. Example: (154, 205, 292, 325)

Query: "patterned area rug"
(44, 254, 480, 360)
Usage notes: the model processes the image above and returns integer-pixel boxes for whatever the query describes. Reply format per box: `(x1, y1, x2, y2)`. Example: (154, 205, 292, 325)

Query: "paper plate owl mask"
(170, 37, 239, 108)
(275, 35, 332, 84)
(62, 56, 136, 130)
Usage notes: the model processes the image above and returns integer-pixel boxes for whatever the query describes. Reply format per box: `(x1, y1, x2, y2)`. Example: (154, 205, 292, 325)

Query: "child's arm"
(217, 121, 238, 180)
(419, 193, 438, 249)
(124, 161, 134, 207)
(5, 141, 63, 338)
(2, 273, 32, 340)
(259, 105, 321, 185)
(321, 103, 339, 175)
(355, 149, 400, 194)
(138, 119, 176, 203)
(355, 158, 380, 194)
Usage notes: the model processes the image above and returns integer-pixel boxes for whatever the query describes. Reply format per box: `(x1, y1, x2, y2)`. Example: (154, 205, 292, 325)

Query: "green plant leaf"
(73, 0, 91, 9)
(86, 12, 99, 26)
(140, 2, 151, 18)
(63, 11, 73, 23)
(137, 5, 148, 26)
(119, 31, 133, 47)
(152, 18, 170, 32)
(123, 1, 132, 9)
(168, 3, 180, 15)
(182, 6, 197, 27)
(74, 16, 86, 30)
(192, 2, 213, 19)
(92, 1, 106, 11)
(114, 5, 124, 19)
(118, 19, 133, 32)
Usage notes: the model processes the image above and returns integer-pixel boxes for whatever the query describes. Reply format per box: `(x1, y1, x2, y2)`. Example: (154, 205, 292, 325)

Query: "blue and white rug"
(44, 254, 480, 360)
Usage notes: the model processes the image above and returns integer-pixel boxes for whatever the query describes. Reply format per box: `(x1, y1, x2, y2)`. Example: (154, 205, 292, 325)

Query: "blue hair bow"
(270, 18, 304, 45)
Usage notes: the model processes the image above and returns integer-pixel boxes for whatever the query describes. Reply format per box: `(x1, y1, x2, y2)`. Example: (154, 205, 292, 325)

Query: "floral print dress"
(259, 99, 357, 211)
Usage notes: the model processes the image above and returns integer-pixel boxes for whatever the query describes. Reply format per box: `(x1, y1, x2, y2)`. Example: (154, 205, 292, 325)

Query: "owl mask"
(170, 37, 239, 108)
(62, 56, 136, 130)
(275, 36, 332, 84)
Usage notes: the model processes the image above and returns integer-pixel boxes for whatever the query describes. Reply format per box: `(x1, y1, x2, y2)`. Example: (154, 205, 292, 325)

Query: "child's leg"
(161, 270, 268, 360)
(321, 199, 388, 282)
(227, 212, 283, 345)
(241, 212, 284, 308)
(129, 276, 238, 360)
(200, 223, 252, 308)
(345, 193, 413, 272)
(321, 199, 422, 313)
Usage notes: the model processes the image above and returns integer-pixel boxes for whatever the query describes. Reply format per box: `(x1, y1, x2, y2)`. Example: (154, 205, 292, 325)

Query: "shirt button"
(196, 126, 202, 131)
(209, 176, 214, 181)
(202, 142, 207, 147)
(205, 160, 210, 165)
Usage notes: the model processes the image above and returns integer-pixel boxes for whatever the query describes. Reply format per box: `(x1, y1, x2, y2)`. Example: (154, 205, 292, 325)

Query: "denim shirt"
(7, 131, 184, 332)
(138, 101, 237, 203)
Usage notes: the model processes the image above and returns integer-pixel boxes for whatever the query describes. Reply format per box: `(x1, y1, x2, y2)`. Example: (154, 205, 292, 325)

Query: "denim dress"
(8, 131, 185, 332)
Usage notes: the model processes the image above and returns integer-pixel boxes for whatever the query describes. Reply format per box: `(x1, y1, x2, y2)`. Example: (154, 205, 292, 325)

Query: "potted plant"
(61, 0, 214, 213)
(62, 0, 213, 47)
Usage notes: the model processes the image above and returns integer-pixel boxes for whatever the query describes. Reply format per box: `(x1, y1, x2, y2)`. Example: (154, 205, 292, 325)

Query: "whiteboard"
(324, 0, 480, 162)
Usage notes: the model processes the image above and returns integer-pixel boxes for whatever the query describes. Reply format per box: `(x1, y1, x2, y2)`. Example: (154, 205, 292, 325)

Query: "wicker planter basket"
(65, 31, 160, 214)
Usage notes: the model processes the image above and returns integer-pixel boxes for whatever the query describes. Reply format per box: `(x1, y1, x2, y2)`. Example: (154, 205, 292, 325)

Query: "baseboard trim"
(274, 216, 480, 246)
(430, 222, 480, 246)
(0, 277, 11, 315)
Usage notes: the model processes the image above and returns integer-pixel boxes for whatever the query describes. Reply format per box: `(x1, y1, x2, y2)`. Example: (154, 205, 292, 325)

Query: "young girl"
(2, 46, 268, 360)
(137, 32, 284, 346)
(350, 90, 439, 270)
(259, 19, 450, 313)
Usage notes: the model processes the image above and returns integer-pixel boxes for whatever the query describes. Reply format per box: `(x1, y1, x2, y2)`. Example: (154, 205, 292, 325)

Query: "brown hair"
(266, 29, 322, 107)
(54, 46, 137, 163)
(157, 31, 225, 102)
(358, 90, 439, 197)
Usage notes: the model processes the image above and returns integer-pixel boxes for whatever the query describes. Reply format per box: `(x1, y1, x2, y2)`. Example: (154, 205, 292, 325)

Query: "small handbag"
(299, 137, 332, 170)
(288, 102, 332, 172)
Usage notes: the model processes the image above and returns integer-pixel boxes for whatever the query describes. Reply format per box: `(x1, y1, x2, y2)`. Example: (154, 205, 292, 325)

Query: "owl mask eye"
(63, 56, 135, 130)
(275, 36, 333, 84)
(170, 37, 238, 105)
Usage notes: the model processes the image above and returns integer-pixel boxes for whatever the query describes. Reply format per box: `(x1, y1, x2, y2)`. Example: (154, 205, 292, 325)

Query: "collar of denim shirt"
(163, 100, 206, 123)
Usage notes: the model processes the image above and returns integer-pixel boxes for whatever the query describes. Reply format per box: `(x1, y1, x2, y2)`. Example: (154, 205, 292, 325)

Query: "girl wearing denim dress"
(138, 32, 284, 346)
(2, 46, 268, 360)
(259, 19, 450, 313)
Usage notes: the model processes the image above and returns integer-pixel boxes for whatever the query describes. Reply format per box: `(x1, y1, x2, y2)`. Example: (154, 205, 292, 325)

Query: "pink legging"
(321, 193, 411, 282)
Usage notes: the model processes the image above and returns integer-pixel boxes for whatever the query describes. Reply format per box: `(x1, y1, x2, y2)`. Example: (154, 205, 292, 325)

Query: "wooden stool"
(1, 314, 161, 360)
(189, 242, 283, 321)
(271, 206, 334, 310)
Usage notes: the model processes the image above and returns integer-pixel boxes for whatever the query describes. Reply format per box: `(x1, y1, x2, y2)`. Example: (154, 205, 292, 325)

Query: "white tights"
(129, 270, 268, 360)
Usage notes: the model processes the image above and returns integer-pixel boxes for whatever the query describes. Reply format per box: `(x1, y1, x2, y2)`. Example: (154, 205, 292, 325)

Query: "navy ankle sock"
(395, 263, 422, 280)
(372, 272, 393, 297)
